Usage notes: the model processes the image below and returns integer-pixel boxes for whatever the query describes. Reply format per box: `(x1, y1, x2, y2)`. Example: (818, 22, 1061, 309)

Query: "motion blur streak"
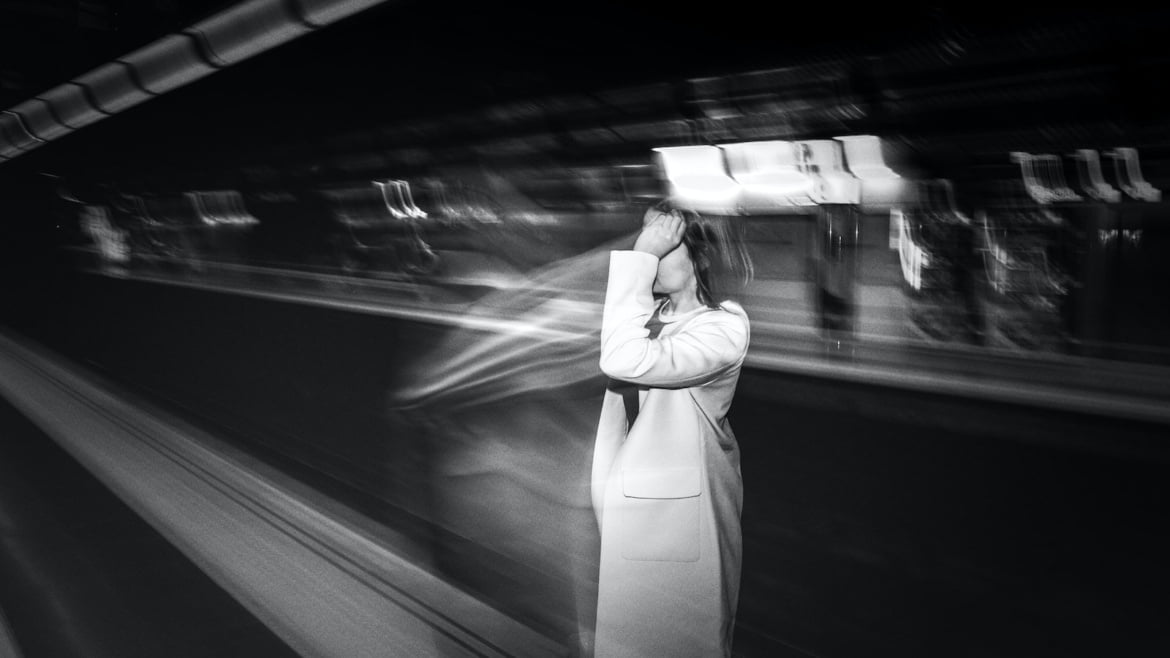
(386, 234, 644, 649)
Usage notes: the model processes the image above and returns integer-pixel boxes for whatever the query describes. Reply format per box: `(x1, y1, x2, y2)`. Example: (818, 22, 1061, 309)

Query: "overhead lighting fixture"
(834, 135, 902, 180)
(723, 140, 813, 194)
(653, 145, 741, 214)
(721, 140, 815, 210)
(799, 140, 860, 204)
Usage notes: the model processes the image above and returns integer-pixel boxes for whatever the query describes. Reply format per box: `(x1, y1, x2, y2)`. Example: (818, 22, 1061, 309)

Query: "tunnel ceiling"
(3, 2, 1170, 186)
(0, 1, 948, 103)
(0, 1, 238, 109)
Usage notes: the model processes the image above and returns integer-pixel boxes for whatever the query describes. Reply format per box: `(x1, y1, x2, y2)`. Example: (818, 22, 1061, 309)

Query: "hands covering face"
(634, 210, 686, 259)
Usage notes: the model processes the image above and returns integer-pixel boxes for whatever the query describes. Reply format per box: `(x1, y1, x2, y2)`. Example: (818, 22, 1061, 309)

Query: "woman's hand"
(633, 210, 685, 259)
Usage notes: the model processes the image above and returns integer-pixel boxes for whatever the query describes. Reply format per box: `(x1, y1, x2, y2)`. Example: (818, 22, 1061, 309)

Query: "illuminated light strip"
(115, 60, 158, 97)
(67, 81, 113, 117)
(38, 84, 104, 132)
(283, 0, 327, 28)
(1, 110, 44, 146)
(0, 122, 21, 158)
(0, 112, 36, 155)
(298, 0, 389, 25)
(0, 0, 393, 166)
(12, 98, 72, 141)
(34, 95, 75, 131)
(191, 0, 313, 67)
(75, 62, 154, 115)
(123, 34, 216, 94)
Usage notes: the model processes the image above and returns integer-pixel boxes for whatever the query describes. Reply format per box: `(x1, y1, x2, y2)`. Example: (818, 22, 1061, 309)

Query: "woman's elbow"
(599, 349, 642, 380)
(598, 353, 624, 379)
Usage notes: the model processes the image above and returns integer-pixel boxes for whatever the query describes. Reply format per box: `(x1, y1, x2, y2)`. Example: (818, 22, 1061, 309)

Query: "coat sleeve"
(600, 250, 749, 388)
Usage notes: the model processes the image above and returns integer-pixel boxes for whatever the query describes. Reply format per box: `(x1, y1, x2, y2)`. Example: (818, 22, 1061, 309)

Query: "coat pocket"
(618, 468, 702, 562)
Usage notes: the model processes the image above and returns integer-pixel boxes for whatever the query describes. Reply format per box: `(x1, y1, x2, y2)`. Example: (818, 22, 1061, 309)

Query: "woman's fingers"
(633, 209, 686, 257)
(660, 213, 684, 247)
(667, 213, 684, 241)
(652, 212, 681, 236)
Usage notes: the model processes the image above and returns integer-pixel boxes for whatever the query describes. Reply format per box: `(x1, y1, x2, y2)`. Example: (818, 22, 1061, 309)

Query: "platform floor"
(0, 395, 298, 658)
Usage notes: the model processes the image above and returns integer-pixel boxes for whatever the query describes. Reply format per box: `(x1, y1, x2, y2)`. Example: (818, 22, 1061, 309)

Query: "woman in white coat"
(591, 201, 753, 657)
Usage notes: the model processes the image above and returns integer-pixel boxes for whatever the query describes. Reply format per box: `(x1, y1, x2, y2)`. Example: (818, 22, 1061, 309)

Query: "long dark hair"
(647, 199, 754, 309)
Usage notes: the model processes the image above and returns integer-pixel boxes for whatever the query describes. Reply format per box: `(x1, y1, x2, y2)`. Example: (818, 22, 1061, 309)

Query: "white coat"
(591, 250, 750, 657)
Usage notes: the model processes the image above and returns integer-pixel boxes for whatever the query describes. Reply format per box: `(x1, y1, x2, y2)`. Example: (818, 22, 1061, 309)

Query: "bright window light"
(800, 140, 860, 204)
(722, 140, 812, 196)
(653, 145, 741, 211)
(835, 135, 902, 180)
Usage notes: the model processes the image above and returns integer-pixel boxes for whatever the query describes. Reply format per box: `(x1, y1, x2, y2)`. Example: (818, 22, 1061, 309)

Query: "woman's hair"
(646, 199, 754, 309)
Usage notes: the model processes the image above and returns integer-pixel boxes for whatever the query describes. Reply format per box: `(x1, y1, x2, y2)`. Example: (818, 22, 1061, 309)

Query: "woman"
(591, 200, 753, 657)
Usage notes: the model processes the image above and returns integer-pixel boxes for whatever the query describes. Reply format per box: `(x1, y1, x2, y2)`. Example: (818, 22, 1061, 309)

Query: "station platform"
(0, 394, 298, 658)
(0, 329, 560, 657)
(2, 262, 1169, 657)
